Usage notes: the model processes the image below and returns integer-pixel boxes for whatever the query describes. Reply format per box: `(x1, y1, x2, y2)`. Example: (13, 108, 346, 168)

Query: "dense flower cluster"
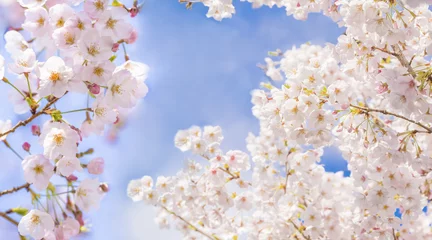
(0, 0, 147, 239)
(130, 0, 432, 239)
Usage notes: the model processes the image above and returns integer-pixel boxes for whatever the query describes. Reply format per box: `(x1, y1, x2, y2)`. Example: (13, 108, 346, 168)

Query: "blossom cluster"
(183, 0, 432, 21)
(0, 0, 148, 239)
(130, 0, 432, 239)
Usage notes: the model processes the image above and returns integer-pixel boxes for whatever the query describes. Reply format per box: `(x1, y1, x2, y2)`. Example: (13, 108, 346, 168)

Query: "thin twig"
(0, 97, 61, 138)
(288, 219, 311, 240)
(391, 45, 417, 78)
(0, 212, 19, 226)
(3, 140, 24, 160)
(350, 105, 432, 133)
(0, 183, 31, 197)
(162, 206, 216, 240)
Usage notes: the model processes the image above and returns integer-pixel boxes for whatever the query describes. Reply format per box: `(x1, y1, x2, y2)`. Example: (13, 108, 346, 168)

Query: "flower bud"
(112, 43, 120, 52)
(88, 83, 101, 95)
(88, 157, 104, 175)
(31, 125, 40, 136)
(22, 142, 31, 152)
(67, 175, 78, 182)
(99, 182, 109, 193)
(130, 7, 138, 18)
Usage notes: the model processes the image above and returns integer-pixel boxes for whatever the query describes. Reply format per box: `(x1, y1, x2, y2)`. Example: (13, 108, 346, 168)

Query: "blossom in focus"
(18, 209, 55, 239)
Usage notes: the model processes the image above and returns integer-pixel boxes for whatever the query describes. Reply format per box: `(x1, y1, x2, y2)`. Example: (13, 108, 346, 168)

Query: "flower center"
(106, 18, 118, 29)
(93, 67, 104, 77)
(53, 133, 64, 146)
(33, 164, 44, 175)
(64, 33, 75, 45)
(30, 214, 41, 225)
(18, 60, 29, 67)
(56, 17, 65, 28)
(77, 188, 87, 197)
(95, 107, 106, 117)
(111, 84, 123, 95)
(94, 0, 104, 11)
(87, 45, 100, 56)
(49, 72, 61, 82)
(77, 21, 85, 30)
(37, 16, 45, 27)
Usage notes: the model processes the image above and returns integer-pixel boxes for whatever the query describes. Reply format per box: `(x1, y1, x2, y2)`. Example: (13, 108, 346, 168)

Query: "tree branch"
(350, 105, 432, 133)
(0, 183, 31, 197)
(288, 219, 311, 240)
(0, 212, 19, 226)
(0, 97, 60, 139)
(391, 45, 417, 79)
(162, 206, 216, 240)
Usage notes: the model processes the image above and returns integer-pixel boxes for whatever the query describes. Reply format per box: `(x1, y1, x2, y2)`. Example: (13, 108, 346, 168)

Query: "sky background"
(0, 1, 348, 239)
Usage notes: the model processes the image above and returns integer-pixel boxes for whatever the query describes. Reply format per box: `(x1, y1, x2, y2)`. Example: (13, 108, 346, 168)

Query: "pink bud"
(22, 142, 31, 152)
(31, 125, 40, 136)
(126, 29, 138, 44)
(130, 7, 138, 18)
(76, 212, 84, 226)
(112, 43, 120, 52)
(67, 175, 78, 181)
(88, 83, 101, 95)
(88, 157, 104, 175)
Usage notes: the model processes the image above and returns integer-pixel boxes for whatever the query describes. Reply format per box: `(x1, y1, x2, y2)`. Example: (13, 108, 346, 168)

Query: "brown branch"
(373, 45, 417, 79)
(0, 183, 31, 197)
(0, 212, 19, 226)
(350, 105, 432, 133)
(288, 219, 311, 240)
(0, 97, 60, 138)
(162, 206, 216, 240)
(391, 45, 417, 79)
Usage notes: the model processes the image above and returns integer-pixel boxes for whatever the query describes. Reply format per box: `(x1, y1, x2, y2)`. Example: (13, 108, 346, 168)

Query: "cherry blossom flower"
(9, 49, 37, 74)
(22, 6, 51, 37)
(18, 209, 55, 240)
(56, 156, 83, 177)
(40, 122, 80, 159)
(75, 178, 103, 212)
(22, 154, 54, 191)
(37, 56, 73, 98)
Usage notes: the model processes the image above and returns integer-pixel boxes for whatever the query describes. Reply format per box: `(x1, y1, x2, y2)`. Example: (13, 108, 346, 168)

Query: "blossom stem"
(122, 43, 129, 61)
(162, 206, 217, 240)
(60, 108, 92, 114)
(24, 73, 33, 101)
(0, 183, 31, 197)
(350, 105, 432, 133)
(0, 211, 18, 226)
(3, 140, 24, 160)
(0, 96, 61, 138)
(3, 78, 26, 99)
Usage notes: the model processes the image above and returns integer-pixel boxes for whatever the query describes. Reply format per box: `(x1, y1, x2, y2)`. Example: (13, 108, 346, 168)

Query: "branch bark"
(350, 105, 432, 133)
(162, 206, 216, 240)
(0, 183, 31, 197)
(288, 219, 311, 240)
(0, 97, 60, 139)
(0, 212, 19, 226)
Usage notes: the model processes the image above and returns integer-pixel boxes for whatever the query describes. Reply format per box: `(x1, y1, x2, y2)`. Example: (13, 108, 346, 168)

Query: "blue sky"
(0, 1, 348, 239)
